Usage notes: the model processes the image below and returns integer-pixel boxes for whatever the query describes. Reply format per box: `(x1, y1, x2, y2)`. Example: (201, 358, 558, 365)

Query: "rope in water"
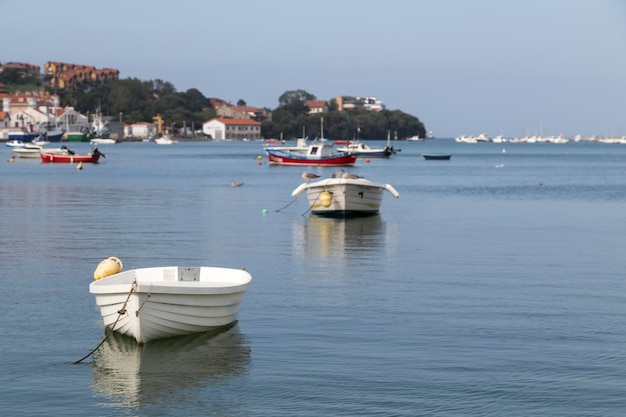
(73, 280, 137, 364)
(274, 195, 300, 212)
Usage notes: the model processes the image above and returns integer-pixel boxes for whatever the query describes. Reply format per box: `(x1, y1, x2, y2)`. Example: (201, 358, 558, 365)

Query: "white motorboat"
(12, 145, 67, 159)
(90, 138, 118, 145)
(6, 139, 26, 148)
(263, 137, 309, 154)
(291, 169, 400, 216)
(336, 141, 396, 158)
(89, 263, 252, 344)
(154, 135, 178, 145)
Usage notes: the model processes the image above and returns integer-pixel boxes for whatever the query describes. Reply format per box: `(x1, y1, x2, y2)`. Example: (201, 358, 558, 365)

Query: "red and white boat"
(40, 147, 105, 163)
(265, 141, 356, 167)
(264, 138, 285, 146)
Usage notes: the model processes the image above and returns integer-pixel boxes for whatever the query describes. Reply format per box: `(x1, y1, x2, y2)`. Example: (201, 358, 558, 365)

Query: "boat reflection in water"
(293, 214, 395, 261)
(91, 322, 250, 409)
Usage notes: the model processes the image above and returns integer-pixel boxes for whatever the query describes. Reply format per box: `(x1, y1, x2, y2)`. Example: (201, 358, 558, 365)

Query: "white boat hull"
(90, 138, 117, 145)
(12, 146, 66, 158)
(292, 177, 400, 217)
(90, 266, 252, 344)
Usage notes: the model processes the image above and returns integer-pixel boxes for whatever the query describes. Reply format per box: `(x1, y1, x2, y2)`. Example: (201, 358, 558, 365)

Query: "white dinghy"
(291, 169, 400, 217)
(90, 259, 252, 344)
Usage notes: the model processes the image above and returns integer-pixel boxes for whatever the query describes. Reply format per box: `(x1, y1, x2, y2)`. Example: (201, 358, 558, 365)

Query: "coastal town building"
(306, 100, 328, 114)
(0, 91, 89, 133)
(202, 117, 262, 140)
(0, 62, 40, 78)
(215, 103, 271, 122)
(125, 121, 157, 139)
(44, 62, 119, 90)
(335, 96, 385, 112)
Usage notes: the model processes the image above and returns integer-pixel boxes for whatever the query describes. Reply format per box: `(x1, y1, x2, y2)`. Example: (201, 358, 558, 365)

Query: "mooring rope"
(301, 190, 325, 216)
(274, 195, 300, 212)
(136, 286, 152, 316)
(73, 280, 137, 364)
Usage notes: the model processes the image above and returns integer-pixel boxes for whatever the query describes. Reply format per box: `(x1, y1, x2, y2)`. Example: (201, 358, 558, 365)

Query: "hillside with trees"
(1, 64, 426, 139)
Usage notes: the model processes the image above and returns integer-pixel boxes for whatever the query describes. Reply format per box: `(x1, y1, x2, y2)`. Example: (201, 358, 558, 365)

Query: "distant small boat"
(264, 138, 285, 146)
(90, 137, 118, 145)
(5, 140, 26, 148)
(40, 147, 105, 163)
(422, 154, 451, 160)
(12, 145, 66, 159)
(154, 135, 178, 145)
(336, 141, 396, 158)
(266, 141, 357, 166)
(266, 117, 357, 166)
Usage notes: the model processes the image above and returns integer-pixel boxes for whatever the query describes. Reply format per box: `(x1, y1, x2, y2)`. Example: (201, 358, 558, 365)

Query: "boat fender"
(94, 257, 123, 280)
(320, 190, 333, 207)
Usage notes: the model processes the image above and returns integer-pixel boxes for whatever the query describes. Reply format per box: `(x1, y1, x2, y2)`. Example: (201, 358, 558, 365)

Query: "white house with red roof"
(202, 117, 262, 140)
(305, 100, 328, 114)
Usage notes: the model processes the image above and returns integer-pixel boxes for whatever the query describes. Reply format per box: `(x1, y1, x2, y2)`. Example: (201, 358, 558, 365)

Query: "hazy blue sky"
(2, 0, 624, 138)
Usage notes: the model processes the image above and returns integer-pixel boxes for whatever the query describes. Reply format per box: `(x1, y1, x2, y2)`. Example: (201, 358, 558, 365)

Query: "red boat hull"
(266, 152, 357, 166)
(40, 152, 101, 163)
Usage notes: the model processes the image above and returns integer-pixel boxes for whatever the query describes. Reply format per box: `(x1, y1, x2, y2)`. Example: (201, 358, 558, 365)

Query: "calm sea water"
(1, 139, 626, 417)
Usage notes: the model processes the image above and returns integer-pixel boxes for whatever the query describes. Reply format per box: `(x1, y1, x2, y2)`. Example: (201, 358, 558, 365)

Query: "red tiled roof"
(211, 117, 261, 126)
(306, 100, 327, 108)
(231, 105, 263, 113)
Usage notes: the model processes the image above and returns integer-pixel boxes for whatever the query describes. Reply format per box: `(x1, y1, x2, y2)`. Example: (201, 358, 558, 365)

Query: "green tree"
(278, 89, 316, 107)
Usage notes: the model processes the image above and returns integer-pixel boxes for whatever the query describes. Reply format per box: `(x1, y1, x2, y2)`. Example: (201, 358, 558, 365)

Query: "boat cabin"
(307, 142, 336, 159)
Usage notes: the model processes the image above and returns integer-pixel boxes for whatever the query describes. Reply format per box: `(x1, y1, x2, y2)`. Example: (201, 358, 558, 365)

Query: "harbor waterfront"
(1, 139, 626, 416)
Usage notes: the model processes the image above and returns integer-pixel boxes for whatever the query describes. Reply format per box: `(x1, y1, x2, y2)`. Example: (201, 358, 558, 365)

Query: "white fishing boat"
(291, 169, 400, 217)
(90, 137, 118, 145)
(89, 260, 252, 344)
(154, 135, 178, 145)
(12, 144, 67, 159)
(336, 141, 396, 158)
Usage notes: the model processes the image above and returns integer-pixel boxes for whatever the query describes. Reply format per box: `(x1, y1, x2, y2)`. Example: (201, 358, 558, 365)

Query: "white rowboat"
(291, 171, 400, 217)
(90, 266, 252, 344)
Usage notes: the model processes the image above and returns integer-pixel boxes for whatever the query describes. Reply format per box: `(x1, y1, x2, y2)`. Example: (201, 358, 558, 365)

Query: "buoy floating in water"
(93, 257, 123, 280)
(77, 161, 83, 170)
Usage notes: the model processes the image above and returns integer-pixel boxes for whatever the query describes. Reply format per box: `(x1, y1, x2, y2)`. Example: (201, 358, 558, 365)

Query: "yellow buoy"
(320, 190, 333, 207)
(77, 161, 83, 170)
(94, 257, 123, 280)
